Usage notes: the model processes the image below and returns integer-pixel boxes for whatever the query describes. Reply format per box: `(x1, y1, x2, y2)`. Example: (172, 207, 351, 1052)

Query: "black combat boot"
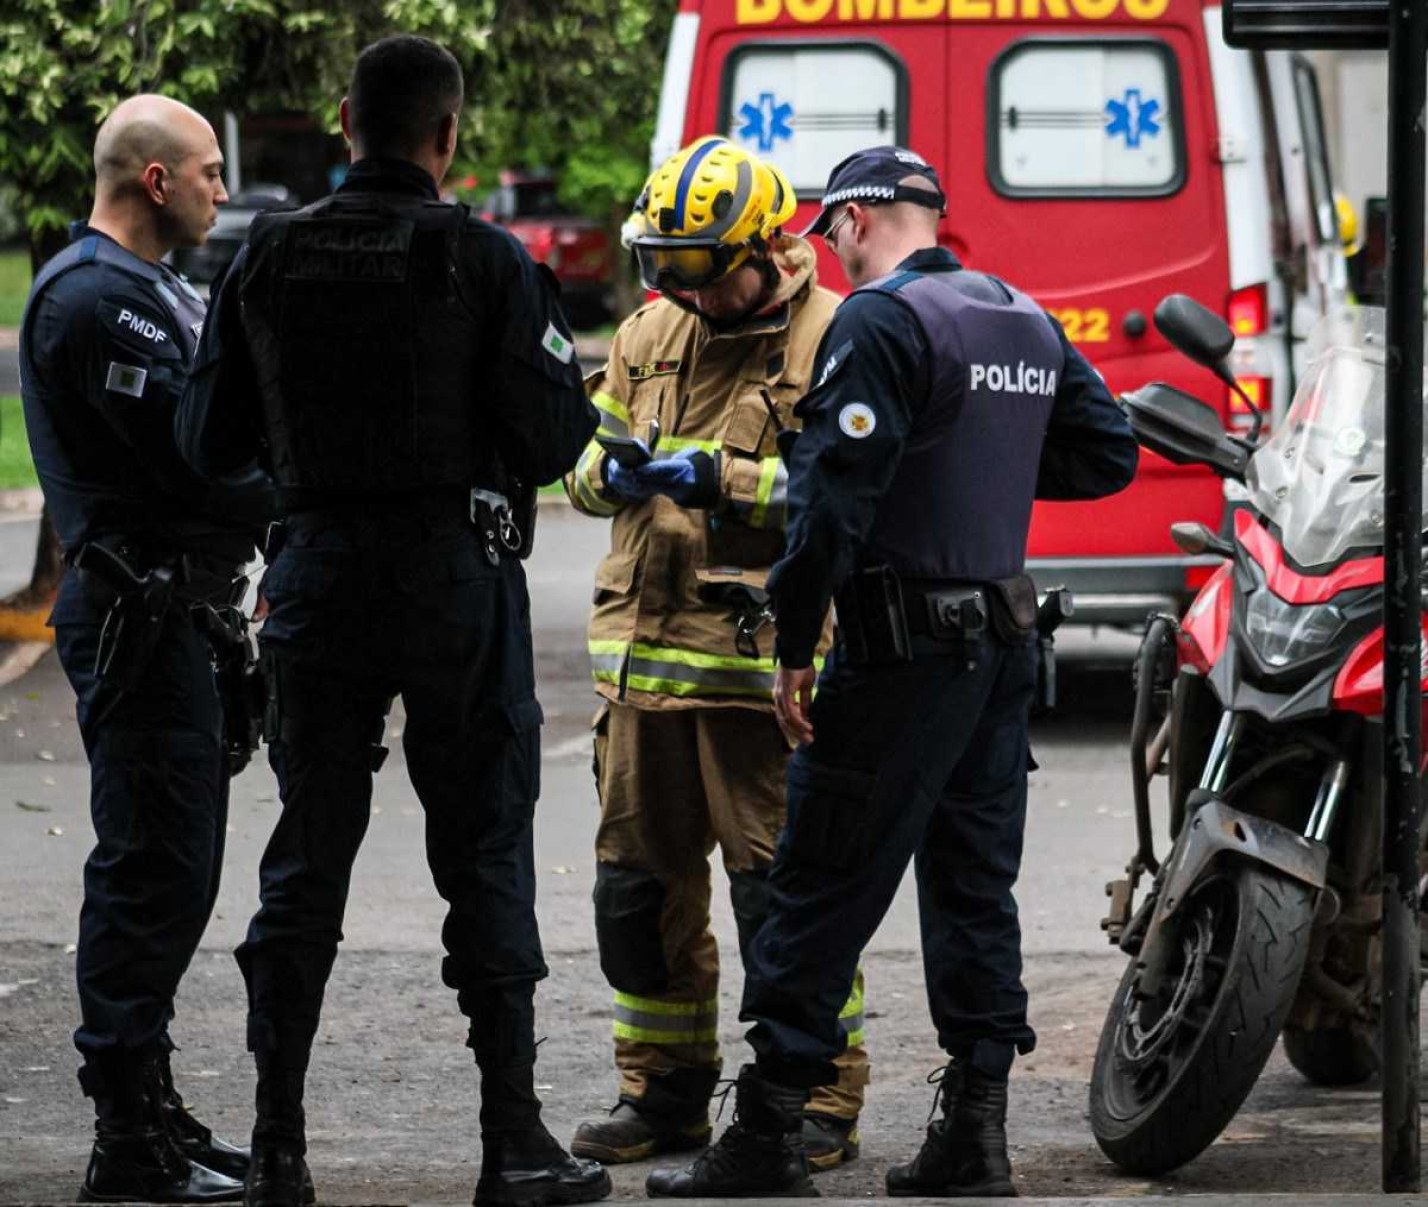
(244, 1056, 314, 1207)
(885, 1059, 1016, 1198)
(80, 1054, 245, 1203)
(570, 1066, 718, 1163)
(474, 1061, 612, 1206)
(157, 1049, 251, 1180)
(645, 1065, 817, 1198)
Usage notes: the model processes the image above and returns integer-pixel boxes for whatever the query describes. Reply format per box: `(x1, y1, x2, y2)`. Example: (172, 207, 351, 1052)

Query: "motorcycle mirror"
(1154, 295, 1236, 379)
(1170, 521, 1235, 560)
(1155, 294, 1268, 443)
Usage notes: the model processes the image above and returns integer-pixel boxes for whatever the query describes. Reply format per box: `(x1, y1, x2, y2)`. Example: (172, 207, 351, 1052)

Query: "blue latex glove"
(603, 450, 658, 501)
(632, 448, 720, 508)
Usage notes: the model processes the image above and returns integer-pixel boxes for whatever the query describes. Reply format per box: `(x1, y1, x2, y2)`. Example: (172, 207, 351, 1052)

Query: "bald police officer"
(646, 146, 1139, 1199)
(20, 95, 269, 1202)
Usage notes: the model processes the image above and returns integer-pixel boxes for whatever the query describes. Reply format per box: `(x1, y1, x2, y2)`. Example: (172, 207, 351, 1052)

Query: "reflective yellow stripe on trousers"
(839, 969, 867, 1049)
(613, 991, 719, 1045)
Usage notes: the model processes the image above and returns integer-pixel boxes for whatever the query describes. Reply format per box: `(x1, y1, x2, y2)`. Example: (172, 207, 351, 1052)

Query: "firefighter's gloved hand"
(603, 452, 659, 501)
(633, 448, 720, 508)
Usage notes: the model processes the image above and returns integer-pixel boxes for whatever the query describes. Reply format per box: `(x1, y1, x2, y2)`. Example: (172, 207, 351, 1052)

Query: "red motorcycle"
(1087, 296, 1426, 1174)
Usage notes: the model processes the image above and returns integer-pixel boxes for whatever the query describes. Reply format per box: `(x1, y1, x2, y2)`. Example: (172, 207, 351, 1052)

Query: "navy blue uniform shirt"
(769, 247, 1138, 667)
(20, 225, 270, 561)
(178, 157, 595, 489)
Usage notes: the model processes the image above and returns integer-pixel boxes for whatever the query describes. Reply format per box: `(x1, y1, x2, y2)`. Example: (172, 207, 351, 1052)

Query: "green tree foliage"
(0, 0, 679, 271)
(468, 0, 679, 219)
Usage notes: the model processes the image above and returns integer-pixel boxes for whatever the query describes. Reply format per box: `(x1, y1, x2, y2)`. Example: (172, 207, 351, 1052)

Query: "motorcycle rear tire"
(1089, 866, 1315, 1176)
(1282, 1024, 1379, 1086)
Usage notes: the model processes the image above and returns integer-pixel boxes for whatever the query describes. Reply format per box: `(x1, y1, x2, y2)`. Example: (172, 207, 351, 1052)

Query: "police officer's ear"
(142, 162, 169, 207)
(338, 97, 354, 147)
(435, 112, 458, 158)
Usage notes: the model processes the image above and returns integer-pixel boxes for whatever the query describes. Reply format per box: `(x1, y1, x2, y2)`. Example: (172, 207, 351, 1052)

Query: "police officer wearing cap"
(21, 93, 270, 1204)
(176, 35, 608, 1207)
(646, 145, 1138, 1199)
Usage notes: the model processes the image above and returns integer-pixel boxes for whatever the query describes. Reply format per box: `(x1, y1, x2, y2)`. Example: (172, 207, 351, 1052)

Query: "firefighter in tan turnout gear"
(565, 136, 869, 1170)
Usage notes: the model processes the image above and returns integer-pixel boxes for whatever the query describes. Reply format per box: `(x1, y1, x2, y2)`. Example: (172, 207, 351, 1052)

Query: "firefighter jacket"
(565, 236, 838, 710)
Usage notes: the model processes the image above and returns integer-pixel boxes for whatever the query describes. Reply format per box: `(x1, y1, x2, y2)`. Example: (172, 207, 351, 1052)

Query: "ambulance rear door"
(948, 15, 1233, 616)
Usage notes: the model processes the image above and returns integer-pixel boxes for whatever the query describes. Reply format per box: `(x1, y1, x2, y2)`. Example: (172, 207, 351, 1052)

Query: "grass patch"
(0, 250, 31, 328)
(0, 395, 37, 489)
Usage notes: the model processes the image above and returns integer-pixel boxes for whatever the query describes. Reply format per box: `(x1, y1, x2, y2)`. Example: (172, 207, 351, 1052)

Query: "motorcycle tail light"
(1227, 283, 1269, 337)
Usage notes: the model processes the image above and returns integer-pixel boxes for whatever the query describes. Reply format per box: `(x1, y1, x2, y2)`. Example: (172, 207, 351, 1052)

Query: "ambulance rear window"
(990, 39, 1184, 198)
(720, 42, 907, 197)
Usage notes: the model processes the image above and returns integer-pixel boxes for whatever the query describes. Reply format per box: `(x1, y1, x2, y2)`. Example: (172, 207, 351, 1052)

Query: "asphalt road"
(0, 506, 1418, 1202)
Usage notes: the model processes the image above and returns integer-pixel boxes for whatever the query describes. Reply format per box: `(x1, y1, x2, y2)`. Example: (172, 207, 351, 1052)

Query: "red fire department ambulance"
(652, 0, 1348, 623)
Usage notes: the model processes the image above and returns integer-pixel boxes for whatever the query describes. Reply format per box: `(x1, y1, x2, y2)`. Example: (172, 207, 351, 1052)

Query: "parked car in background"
(171, 183, 298, 288)
(481, 171, 615, 328)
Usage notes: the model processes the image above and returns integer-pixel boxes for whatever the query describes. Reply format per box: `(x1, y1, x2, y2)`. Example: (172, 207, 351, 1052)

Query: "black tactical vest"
(863, 269, 1064, 581)
(238, 191, 488, 496)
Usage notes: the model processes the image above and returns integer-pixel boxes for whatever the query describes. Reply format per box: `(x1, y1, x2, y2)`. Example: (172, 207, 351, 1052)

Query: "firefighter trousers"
(592, 701, 867, 1119)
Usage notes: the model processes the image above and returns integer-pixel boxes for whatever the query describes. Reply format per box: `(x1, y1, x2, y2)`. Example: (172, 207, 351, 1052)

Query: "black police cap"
(801, 146, 947, 238)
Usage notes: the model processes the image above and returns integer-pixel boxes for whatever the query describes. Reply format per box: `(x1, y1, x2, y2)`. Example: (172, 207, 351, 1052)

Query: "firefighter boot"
(474, 1062, 612, 1206)
(801, 1112, 860, 1171)
(645, 1065, 817, 1198)
(570, 1066, 718, 1163)
(157, 1049, 251, 1181)
(885, 1059, 1016, 1198)
(244, 1056, 314, 1207)
(80, 1054, 245, 1203)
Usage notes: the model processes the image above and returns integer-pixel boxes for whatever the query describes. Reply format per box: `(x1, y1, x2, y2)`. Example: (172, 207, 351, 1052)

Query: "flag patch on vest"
(105, 362, 148, 398)
(542, 323, 574, 364)
(626, 359, 682, 381)
(838, 402, 876, 439)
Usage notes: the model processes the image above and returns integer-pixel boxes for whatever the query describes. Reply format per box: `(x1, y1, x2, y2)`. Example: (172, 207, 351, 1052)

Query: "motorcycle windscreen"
(1245, 306, 1426, 570)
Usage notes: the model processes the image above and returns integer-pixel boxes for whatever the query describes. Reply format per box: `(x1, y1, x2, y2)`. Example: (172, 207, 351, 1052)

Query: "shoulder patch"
(626, 359, 682, 382)
(105, 362, 149, 398)
(838, 402, 877, 439)
(542, 322, 575, 365)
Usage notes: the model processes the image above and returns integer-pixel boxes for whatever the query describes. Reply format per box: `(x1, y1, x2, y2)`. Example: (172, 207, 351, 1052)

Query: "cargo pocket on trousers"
(502, 698, 544, 805)
(783, 758, 878, 873)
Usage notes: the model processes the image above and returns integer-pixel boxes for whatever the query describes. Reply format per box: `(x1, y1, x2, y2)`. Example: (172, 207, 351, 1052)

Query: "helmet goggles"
(633, 236, 753, 292)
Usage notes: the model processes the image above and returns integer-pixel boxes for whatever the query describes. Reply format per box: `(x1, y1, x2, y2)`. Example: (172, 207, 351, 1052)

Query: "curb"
(0, 487, 42, 517)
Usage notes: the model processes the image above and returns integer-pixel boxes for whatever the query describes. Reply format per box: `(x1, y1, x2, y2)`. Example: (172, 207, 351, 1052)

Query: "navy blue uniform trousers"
(53, 573, 230, 1077)
(743, 635, 1038, 1084)
(236, 516, 549, 1069)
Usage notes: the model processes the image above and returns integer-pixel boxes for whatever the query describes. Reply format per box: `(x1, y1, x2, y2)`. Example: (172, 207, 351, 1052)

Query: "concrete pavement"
(1, 505, 1424, 1202)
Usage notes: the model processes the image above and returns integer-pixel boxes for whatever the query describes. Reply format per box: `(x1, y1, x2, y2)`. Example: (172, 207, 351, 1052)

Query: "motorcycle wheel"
(1282, 1024, 1379, 1086)
(1089, 866, 1315, 1175)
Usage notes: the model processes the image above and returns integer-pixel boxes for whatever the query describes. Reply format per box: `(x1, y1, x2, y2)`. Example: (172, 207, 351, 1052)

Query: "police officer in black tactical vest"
(175, 36, 609, 1207)
(20, 93, 270, 1205)
(645, 147, 1140, 1200)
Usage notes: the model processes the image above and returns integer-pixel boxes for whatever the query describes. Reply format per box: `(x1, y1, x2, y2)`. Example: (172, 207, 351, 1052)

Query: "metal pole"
(1382, 0, 1426, 1192)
